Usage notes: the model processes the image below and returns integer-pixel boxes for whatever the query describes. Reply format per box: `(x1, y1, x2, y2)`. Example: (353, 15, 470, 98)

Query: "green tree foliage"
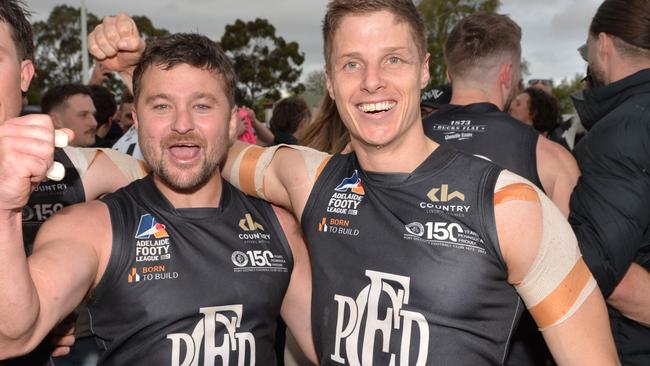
(29, 5, 169, 104)
(553, 74, 585, 114)
(302, 69, 327, 108)
(220, 18, 305, 108)
(417, 0, 500, 88)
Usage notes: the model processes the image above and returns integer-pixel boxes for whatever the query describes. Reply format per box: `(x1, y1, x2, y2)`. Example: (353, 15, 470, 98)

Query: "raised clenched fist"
(0, 114, 72, 213)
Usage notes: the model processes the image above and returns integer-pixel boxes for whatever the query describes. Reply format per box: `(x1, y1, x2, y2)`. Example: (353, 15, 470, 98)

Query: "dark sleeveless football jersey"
(90, 176, 293, 365)
(22, 149, 85, 253)
(302, 144, 522, 365)
(424, 103, 550, 365)
(423, 103, 543, 190)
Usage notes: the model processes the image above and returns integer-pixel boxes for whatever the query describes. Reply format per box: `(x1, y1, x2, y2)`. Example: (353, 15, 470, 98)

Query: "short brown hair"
(444, 12, 521, 78)
(132, 33, 237, 108)
(322, 0, 426, 66)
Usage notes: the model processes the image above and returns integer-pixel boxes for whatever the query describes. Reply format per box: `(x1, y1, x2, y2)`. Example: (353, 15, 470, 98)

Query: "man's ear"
(132, 109, 139, 129)
(500, 62, 513, 87)
(50, 112, 63, 129)
(325, 66, 335, 100)
(420, 52, 431, 88)
(227, 106, 239, 143)
(20, 59, 35, 93)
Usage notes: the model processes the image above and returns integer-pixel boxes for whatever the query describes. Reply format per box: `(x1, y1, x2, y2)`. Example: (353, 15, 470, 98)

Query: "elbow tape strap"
(95, 148, 148, 181)
(228, 144, 330, 200)
(496, 173, 596, 330)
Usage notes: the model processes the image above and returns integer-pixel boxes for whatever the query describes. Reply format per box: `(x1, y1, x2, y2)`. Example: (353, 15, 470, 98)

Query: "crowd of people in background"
(0, 0, 648, 365)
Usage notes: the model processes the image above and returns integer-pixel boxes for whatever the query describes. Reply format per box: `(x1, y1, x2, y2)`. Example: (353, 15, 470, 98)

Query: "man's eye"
(387, 56, 402, 65)
(195, 104, 210, 110)
(153, 104, 169, 110)
(344, 61, 360, 71)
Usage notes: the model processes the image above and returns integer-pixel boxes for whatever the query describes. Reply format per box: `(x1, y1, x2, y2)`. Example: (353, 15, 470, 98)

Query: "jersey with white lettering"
(302, 144, 521, 365)
(22, 149, 85, 253)
(423, 103, 543, 190)
(90, 176, 293, 365)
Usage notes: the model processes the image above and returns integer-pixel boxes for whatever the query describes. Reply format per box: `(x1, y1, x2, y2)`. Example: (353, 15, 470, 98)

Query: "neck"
(450, 80, 504, 110)
(351, 123, 437, 173)
(153, 171, 223, 209)
(607, 57, 650, 84)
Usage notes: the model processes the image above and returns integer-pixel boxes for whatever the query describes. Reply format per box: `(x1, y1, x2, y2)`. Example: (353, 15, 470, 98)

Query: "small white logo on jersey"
(232, 251, 249, 267)
(167, 305, 256, 366)
(331, 270, 429, 365)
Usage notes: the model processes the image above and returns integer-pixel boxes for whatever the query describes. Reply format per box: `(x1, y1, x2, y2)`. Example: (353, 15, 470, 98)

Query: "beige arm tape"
(62, 146, 90, 178)
(95, 148, 148, 181)
(228, 144, 330, 200)
(64, 147, 147, 182)
(496, 171, 597, 331)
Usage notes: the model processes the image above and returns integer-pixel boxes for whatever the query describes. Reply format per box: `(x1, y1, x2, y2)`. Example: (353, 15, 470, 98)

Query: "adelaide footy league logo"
(334, 170, 365, 195)
(135, 214, 169, 239)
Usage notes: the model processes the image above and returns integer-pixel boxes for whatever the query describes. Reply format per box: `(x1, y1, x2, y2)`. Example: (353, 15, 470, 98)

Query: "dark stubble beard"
(142, 132, 227, 194)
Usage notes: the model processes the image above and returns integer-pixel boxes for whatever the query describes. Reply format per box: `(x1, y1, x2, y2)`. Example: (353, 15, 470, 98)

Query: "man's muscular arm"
(274, 206, 317, 364)
(223, 141, 330, 221)
(0, 115, 107, 358)
(607, 263, 650, 327)
(494, 171, 619, 366)
(536, 137, 580, 218)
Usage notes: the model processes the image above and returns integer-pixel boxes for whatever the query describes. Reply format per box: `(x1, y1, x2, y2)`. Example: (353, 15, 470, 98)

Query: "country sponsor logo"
(327, 171, 365, 216)
(427, 184, 464, 202)
(127, 265, 179, 283)
(231, 250, 288, 273)
(331, 270, 429, 365)
(318, 216, 359, 237)
(419, 184, 471, 217)
(238, 214, 271, 241)
(167, 305, 255, 366)
(134, 214, 172, 262)
(404, 221, 486, 254)
(239, 213, 264, 231)
(135, 214, 169, 239)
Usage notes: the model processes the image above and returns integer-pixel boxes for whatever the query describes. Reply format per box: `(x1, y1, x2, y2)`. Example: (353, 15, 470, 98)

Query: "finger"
(46, 162, 65, 181)
(88, 31, 108, 60)
(56, 128, 74, 147)
(54, 129, 69, 148)
(93, 24, 120, 58)
(0, 136, 55, 163)
(5, 113, 54, 130)
(52, 333, 76, 347)
(51, 346, 71, 357)
(101, 16, 119, 44)
(116, 12, 138, 37)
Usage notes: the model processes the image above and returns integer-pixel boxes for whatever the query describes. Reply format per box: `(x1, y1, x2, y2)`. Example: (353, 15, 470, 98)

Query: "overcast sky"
(27, 0, 601, 86)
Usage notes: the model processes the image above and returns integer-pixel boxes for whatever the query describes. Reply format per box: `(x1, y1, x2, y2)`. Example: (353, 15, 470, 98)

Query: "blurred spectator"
(300, 94, 349, 154)
(41, 83, 97, 147)
(527, 78, 553, 95)
(114, 91, 135, 133)
(89, 85, 122, 147)
(269, 97, 311, 146)
(420, 84, 451, 119)
(508, 87, 560, 137)
(569, 0, 650, 363)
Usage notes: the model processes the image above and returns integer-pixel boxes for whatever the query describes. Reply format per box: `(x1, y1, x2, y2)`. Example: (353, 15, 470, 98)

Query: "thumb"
(117, 36, 145, 53)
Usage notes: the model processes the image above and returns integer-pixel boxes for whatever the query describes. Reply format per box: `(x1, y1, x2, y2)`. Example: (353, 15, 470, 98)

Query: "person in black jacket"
(570, 0, 650, 364)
